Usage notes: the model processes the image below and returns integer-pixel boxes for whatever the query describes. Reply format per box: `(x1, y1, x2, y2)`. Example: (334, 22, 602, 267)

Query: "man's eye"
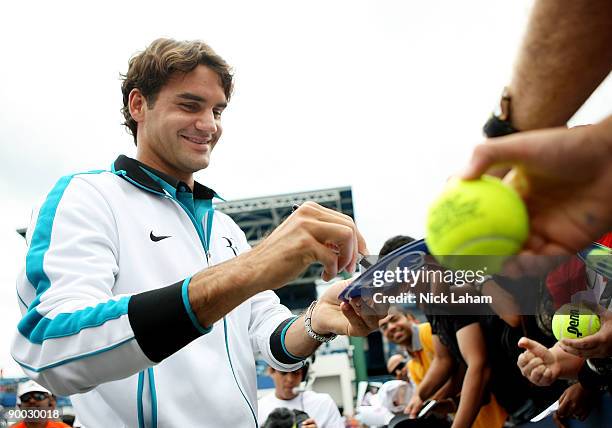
(213, 110, 223, 119)
(180, 103, 198, 111)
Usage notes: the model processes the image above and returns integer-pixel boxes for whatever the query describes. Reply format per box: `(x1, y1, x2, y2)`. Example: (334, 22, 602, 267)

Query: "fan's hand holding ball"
(426, 175, 529, 272)
(552, 304, 601, 341)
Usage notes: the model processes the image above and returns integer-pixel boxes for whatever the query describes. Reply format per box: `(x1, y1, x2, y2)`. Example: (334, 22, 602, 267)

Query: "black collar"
(112, 155, 216, 200)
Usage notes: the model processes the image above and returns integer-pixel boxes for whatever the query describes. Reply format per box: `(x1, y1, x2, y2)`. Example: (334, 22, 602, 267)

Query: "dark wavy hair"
(120, 38, 234, 144)
(379, 235, 415, 256)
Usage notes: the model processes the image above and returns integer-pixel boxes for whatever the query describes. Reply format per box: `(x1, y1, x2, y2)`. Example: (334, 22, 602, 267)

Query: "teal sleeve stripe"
(137, 371, 145, 428)
(181, 277, 212, 335)
(14, 336, 135, 372)
(19, 170, 130, 345)
(148, 368, 158, 428)
(17, 296, 131, 344)
(280, 316, 302, 361)
(25, 170, 106, 295)
(25, 174, 74, 296)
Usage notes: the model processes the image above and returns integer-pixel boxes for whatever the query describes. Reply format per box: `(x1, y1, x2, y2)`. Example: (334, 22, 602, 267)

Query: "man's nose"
(195, 109, 217, 133)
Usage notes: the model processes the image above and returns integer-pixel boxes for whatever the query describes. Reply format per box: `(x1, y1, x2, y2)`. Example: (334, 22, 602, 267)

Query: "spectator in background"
(387, 354, 409, 381)
(261, 407, 311, 428)
(10, 380, 69, 428)
(379, 307, 435, 387)
(258, 365, 343, 428)
(377, 236, 507, 427)
(379, 236, 415, 258)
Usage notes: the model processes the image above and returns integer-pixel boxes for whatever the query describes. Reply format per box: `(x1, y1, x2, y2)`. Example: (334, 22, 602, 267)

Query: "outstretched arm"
(509, 0, 612, 130)
(452, 323, 490, 428)
(405, 334, 455, 417)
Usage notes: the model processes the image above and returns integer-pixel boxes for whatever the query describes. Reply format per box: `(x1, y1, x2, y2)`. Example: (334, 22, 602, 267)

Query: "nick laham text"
(372, 292, 493, 305)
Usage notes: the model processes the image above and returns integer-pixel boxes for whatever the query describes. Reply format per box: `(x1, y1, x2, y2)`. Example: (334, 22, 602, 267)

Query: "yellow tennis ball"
(552, 304, 601, 340)
(426, 175, 529, 272)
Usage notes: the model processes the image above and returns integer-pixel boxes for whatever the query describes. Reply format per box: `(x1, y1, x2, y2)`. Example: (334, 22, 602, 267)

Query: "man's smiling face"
(132, 65, 227, 183)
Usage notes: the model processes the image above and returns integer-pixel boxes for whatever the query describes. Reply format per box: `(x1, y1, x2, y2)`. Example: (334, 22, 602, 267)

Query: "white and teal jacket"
(11, 155, 304, 428)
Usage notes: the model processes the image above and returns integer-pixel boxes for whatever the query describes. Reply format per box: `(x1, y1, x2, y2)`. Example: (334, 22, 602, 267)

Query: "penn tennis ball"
(552, 304, 601, 341)
(425, 175, 529, 272)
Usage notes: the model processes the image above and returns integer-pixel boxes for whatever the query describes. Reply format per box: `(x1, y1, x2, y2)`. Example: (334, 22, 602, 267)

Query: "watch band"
(304, 300, 337, 343)
(483, 114, 519, 138)
(483, 87, 519, 138)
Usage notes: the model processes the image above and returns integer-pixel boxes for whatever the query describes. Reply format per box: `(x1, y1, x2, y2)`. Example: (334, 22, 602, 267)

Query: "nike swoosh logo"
(150, 231, 171, 242)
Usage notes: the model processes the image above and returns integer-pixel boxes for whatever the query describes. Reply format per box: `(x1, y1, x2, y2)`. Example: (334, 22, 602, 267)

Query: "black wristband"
(483, 114, 519, 138)
(128, 279, 204, 362)
(270, 317, 305, 364)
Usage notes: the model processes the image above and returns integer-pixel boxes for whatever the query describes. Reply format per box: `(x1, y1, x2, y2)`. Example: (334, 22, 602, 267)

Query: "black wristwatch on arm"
(483, 87, 520, 138)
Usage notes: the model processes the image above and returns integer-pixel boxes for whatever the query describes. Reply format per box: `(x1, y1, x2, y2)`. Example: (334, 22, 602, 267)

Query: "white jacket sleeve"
(226, 224, 306, 371)
(11, 175, 153, 395)
(249, 290, 305, 371)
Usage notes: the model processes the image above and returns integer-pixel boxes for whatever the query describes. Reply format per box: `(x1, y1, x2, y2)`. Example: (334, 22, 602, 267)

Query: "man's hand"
(189, 201, 368, 328)
(310, 279, 384, 337)
(517, 338, 561, 386)
(255, 201, 368, 284)
(559, 309, 612, 359)
(300, 418, 317, 428)
(460, 117, 612, 256)
(404, 393, 423, 418)
(552, 383, 595, 427)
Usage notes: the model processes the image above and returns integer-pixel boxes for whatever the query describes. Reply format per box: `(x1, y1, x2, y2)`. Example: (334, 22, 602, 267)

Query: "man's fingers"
(308, 240, 340, 281)
(460, 138, 531, 180)
(340, 302, 369, 335)
(552, 412, 568, 428)
(522, 356, 544, 376)
(518, 337, 552, 361)
(299, 201, 368, 272)
(349, 297, 385, 328)
(460, 128, 559, 181)
(541, 368, 556, 386)
(298, 220, 353, 278)
(556, 399, 571, 419)
(295, 211, 358, 275)
(516, 350, 534, 369)
(558, 343, 598, 358)
(409, 404, 420, 418)
(560, 336, 597, 351)
(528, 364, 545, 384)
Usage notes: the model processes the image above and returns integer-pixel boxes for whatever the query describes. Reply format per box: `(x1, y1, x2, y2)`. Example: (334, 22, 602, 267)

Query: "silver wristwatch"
(304, 300, 337, 343)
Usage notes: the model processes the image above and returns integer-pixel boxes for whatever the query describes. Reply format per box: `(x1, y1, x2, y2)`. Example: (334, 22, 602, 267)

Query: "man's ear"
(128, 89, 147, 123)
(267, 367, 275, 376)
